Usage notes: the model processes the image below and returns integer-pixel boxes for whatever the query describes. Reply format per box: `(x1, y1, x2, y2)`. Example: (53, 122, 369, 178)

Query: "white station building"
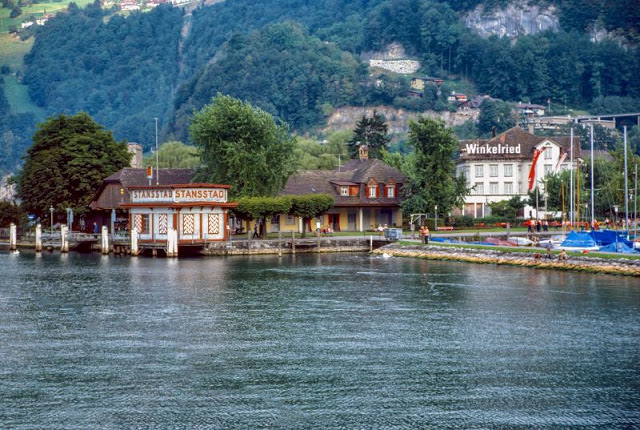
(122, 183, 237, 245)
(456, 127, 581, 218)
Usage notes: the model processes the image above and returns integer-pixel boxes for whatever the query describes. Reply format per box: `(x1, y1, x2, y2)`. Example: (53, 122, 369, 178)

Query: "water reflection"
(0, 251, 638, 428)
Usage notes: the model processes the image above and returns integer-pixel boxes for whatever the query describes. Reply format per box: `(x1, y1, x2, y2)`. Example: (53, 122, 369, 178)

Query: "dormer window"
(368, 185, 377, 198)
(386, 185, 395, 198)
(340, 186, 349, 196)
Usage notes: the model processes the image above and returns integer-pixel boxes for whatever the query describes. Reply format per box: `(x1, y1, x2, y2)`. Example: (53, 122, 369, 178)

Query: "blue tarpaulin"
(598, 242, 638, 254)
(590, 229, 634, 248)
(560, 231, 598, 249)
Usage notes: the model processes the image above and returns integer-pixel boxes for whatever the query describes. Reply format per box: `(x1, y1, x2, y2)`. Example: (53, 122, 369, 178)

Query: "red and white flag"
(527, 147, 547, 191)
(554, 149, 567, 173)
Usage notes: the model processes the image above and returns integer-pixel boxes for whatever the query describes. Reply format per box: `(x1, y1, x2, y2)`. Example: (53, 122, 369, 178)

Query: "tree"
(0, 200, 26, 227)
(17, 113, 131, 218)
(477, 99, 516, 137)
(233, 196, 291, 238)
(489, 196, 526, 220)
(288, 194, 334, 237)
(347, 110, 391, 159)
(190, 94, 297, 198)
(401, 118, 468, 216)
(143, 141, 199, 169)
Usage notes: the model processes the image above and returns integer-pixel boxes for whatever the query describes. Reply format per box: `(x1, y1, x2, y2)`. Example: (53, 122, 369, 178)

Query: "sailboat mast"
(624, 126, 629, 239)
(590, 125, 595, 229)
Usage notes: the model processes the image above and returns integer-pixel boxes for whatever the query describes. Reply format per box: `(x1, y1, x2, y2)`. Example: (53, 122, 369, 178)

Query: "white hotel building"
(456, 127, 580, 218)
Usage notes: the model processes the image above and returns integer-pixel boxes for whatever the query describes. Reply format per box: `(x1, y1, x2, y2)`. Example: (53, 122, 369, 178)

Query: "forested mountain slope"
(6, 0, 639, 173)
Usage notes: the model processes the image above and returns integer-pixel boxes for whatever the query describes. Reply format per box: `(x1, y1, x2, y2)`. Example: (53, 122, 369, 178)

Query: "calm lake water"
(1, 251, 639, 429)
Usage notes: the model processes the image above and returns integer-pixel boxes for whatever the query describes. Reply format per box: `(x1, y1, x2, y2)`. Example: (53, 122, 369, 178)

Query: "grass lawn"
(0, 0, 94, 33)
(0, 33, 32, 71)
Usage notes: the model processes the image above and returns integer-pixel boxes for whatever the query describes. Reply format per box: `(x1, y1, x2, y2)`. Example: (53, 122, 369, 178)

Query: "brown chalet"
(281, 146, 407, 232)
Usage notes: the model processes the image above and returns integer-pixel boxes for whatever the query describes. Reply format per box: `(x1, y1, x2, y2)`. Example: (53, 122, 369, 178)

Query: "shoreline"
(373, 243, 640, 277)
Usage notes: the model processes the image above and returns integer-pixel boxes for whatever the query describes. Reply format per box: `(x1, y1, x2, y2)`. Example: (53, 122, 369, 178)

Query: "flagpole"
(570, 128, 574, 227)
(590, 125, 595, 230)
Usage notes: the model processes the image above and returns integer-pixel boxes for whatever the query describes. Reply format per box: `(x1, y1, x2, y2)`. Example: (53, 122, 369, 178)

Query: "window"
(489, 164, 498, 177)
(504, 164, 513, 177)
(134, 214, 149, 234)
(340, 186, 349, 196)
(368, 185, 377, 198)
(544, 148, 552, 159)
(489, 182, 499, 194)
(475, 165, 484, 178)
(474, 182, 484, 194)
(271, 215, 280, 225)
(544, 164, 552, 175)
(386, 185, 395, 198)
(285, 215, 295, 225)
(504, 182, 513, 194)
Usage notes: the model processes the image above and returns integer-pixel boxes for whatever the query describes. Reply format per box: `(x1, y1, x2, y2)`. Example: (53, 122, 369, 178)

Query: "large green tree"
(143, 141, 200, 169)
(190, 94, 297, 198)
(288, 194, 334, 237)
(347, 110, 391, 159)
(17, 113, 131, 218)
(402, 117, 468, 216)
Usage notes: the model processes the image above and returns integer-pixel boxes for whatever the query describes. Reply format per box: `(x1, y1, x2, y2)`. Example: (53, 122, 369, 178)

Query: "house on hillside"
(277, 145, 407, 233)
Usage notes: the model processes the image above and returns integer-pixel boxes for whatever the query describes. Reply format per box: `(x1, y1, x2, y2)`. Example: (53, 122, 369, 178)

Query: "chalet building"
(91, 167, 236, 248)
(89, 167, 193, 233)
(278, 145, 407, 233)
(120, 183, 236, 247)
(456, 127, 580, 219)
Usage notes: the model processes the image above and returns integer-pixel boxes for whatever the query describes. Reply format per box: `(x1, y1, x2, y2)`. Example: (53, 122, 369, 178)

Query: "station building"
(456, 127, 580, 218)
(121, 183, 236, 245)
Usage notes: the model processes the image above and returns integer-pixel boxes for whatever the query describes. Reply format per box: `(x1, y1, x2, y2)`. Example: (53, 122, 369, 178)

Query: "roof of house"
(282, 159, 407, 207)
(103, 168, 194, 188)
(90, 168, 194, 210)
(458, 126, 581, 162)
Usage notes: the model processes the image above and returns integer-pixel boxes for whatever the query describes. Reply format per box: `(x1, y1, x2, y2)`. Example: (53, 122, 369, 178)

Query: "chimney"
(128, 143, 143, 168)
(491, 126, 497, 137)
(358, 144, 369, 161)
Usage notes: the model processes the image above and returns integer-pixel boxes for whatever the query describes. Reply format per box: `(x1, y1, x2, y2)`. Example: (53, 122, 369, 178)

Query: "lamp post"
(613, 205, 618, 230)
(49, 205, 54, 235)
(434, 205, 438, 231)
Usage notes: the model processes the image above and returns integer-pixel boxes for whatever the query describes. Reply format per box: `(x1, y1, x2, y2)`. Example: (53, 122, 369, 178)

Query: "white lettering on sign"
(131, 188, 227, 203)
(174, 188, 227, 202)
(465, 143, 521, 155)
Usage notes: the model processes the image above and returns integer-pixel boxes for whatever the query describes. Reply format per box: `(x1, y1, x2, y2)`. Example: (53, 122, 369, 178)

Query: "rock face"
(463, 1, 559, 38)
(0, 175, 15, 201)
(324, 106, 478, 135)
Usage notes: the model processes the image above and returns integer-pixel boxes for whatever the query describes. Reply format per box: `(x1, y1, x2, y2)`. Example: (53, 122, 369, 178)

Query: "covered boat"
(557, 231, 599, 252)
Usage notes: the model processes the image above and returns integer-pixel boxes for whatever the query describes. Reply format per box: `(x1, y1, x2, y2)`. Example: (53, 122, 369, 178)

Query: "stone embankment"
(373, 243, 640, 277)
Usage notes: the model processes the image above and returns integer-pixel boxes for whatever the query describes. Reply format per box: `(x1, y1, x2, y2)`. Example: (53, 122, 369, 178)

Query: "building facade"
(456, 127, 580, 218)
(121, 184, 236, 244)
(279, 146, 407, 232)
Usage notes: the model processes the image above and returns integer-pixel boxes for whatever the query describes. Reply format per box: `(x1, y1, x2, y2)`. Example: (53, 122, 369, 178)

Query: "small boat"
(507, 237, 534, 246)
(538, 235, 566, 248)
(556, 231, 599, 252)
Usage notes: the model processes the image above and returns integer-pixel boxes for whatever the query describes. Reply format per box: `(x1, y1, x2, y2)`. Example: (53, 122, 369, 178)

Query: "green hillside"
(0, 0, 639, 175)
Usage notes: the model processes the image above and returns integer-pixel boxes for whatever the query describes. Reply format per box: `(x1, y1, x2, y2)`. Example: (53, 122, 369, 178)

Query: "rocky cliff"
(463, 1, 559, 38)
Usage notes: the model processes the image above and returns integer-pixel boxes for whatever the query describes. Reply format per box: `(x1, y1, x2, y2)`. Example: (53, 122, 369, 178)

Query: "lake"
(1, 251, 639, 429)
